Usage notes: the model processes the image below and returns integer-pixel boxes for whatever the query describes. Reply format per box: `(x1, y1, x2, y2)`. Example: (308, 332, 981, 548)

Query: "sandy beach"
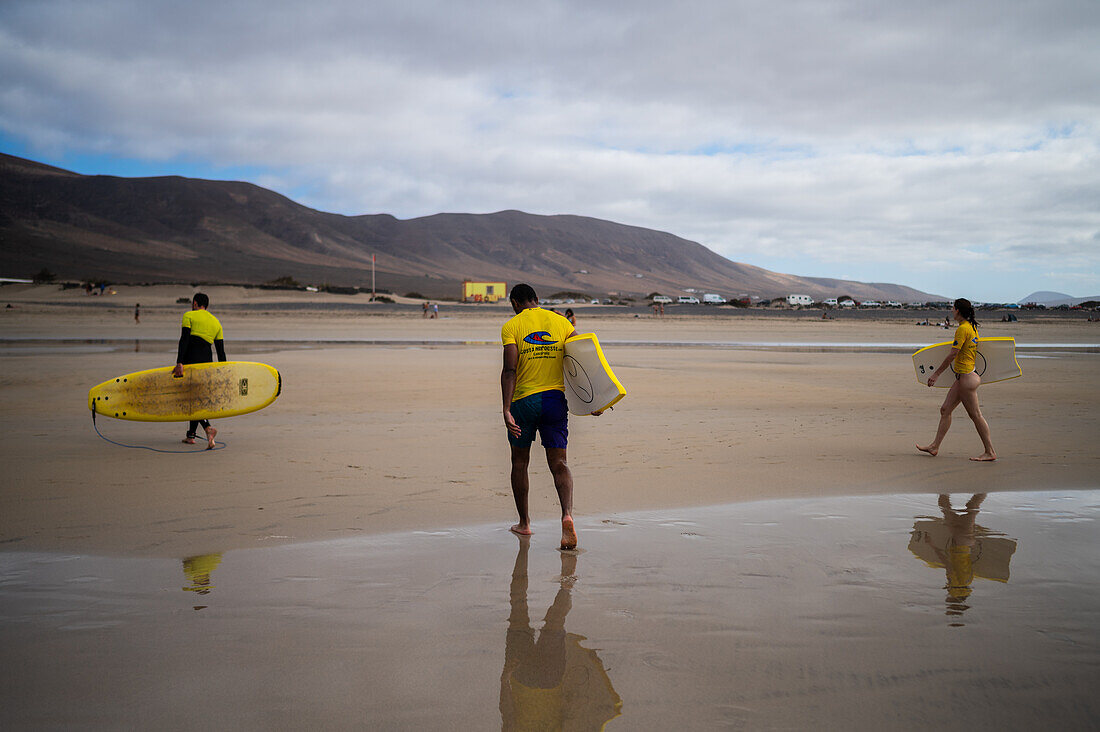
(1, 284, 1097, 557)
(2, 284, 1099, 728)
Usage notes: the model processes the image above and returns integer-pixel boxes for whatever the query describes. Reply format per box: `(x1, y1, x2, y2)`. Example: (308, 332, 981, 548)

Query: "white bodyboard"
(912, 337, 1021, 387)
(563, 334, 626, 415)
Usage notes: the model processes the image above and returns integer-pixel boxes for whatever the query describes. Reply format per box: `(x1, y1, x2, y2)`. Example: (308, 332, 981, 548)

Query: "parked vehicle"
(860, 300, 881, 308)
(787, 294, 813, 307)
(886, 301, 902, 308)
(702, 293, 726, 304)
(822, 298, 839, 307)
(652, 295, 673, 304)
(839, 299, 856, 308)
(677, 295, 700, 304)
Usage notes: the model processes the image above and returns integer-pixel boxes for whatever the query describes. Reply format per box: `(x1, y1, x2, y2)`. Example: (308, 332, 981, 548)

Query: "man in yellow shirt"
(501, 284, 580, 549)
(172, 293, 226, 449)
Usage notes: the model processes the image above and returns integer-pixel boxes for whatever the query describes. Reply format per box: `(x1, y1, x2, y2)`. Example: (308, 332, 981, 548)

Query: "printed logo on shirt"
(523, 331, 557, 345)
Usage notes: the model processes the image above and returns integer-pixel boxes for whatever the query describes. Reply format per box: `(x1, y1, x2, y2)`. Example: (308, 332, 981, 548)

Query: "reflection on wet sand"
(500, 538, 621, 730)
(182, 553, 223, 598)
(909, 494, 1017, 623)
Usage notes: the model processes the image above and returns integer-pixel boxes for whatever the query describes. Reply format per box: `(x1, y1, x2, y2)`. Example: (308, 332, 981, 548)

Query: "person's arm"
(214, 339, 226, 362)
(926, 348, 958, 387)
(502, 344, 521, 437)
(172, 327, 191, 377)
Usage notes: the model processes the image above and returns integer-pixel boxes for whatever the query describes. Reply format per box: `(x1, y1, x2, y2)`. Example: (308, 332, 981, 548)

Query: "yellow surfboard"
(563, 334, 626, 415)
(911, 337, 1021, 387)
(88, 361, 281, 422)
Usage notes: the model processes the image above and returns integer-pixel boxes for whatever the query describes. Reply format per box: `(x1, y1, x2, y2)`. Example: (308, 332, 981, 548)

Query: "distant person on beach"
(432, 302, 439, 318)
(422, 302, 429, 319)
(917, 298, 996, 462)
(501, 283, 584, 549)
(564, 308, 576, 326)
(172, 293, 226, 449)
(134, 303, 140, 324)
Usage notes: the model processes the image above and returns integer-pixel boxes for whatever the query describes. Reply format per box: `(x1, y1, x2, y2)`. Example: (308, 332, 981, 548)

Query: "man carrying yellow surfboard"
(172, 293, 226, 449)
(501, 283, 585, 550)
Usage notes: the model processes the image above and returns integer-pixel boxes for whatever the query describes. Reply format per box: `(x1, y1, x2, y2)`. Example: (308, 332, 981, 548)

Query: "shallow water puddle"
(1, 490, 1097, 728)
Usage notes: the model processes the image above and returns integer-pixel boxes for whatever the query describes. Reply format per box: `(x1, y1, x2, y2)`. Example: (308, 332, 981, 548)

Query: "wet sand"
(2, 491, 1098, 728)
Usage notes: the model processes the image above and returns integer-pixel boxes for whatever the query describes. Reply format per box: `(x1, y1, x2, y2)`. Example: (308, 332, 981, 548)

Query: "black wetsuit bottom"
(181, 337, 213, 439)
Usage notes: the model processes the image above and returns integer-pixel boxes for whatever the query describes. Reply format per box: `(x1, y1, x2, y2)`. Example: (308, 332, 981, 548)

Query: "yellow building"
(462, 281, 506, 303)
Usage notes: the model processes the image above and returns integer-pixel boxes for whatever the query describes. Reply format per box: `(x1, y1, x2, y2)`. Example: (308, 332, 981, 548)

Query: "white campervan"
(787, 294, 813, 307)
(702, 294, 726, 304)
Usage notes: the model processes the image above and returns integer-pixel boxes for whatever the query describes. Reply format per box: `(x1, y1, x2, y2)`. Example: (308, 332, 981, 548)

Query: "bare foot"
(970, 452, 996, 462)
(561, 515, 578, 550)
(916, 443, 938, 456)
(204, 426, 217, 450)
(182, 437, 195, 445)
(510, 523, 532, 536)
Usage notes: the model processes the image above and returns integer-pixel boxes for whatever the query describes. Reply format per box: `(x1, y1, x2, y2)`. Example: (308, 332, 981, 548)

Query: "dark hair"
(193, 293, 210, 309)
(954, 298, 978, 328)
(509, 283, 538, 305)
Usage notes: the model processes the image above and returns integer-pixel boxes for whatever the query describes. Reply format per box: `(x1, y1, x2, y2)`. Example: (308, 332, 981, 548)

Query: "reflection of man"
(182, 553, 223, 595)
(908, 494, 1017, 620)
(501, 283, 581, 549)
(499, 536, 621, 730)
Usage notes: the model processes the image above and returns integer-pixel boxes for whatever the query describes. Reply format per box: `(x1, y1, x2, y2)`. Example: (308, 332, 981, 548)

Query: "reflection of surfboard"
(88, 361, 281, 422)
(908, 521, 1017, 582)
(563, 334, 626, 416)
(912, 337, 1021, 386)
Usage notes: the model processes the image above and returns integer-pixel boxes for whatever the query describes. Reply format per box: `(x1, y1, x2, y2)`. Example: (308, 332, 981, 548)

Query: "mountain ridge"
(0, 152, 945, 301)
(1018, 291, 1100, 307)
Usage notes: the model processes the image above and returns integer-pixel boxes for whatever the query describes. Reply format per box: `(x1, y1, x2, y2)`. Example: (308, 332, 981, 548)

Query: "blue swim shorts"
(508, 390, 569, 449)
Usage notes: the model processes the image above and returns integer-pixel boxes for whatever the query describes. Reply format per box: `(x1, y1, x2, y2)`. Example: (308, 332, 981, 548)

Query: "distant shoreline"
(2, 282, 1093, 323)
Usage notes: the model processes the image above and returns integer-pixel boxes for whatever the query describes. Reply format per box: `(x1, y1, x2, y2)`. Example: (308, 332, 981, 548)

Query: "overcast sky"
(2, 0, 1098, 301)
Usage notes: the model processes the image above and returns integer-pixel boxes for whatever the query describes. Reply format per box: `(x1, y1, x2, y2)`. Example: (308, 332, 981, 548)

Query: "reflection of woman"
(917, 298, 996, 461)
(499, 537, 621, 730)
(935, 494, 984, 611)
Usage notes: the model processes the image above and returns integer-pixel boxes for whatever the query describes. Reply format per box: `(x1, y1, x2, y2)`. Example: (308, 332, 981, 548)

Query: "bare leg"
(203, 424, 217, 450)
(917, 380, 961, 456)
(957, 373, 996, 461)
(546, 447, 577, 549)
(510, 445, 533, 535)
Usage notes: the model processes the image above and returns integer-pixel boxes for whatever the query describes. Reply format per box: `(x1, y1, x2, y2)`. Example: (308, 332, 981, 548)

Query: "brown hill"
(0, 152, 942, 301)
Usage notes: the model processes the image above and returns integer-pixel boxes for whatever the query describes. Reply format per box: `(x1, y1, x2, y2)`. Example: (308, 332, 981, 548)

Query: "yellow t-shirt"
(501, 308, 575, 402)
(181, 309, 224, 344)
(952, 321, 978, 374)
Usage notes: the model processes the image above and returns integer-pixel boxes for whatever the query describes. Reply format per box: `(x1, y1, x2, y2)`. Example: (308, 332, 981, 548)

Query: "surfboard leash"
(91, 403, 227, 453)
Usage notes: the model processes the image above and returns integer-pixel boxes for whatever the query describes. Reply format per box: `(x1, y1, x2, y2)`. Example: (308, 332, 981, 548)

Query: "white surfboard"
(912, 337, 1021, 387)
(563, 334, 626, 415)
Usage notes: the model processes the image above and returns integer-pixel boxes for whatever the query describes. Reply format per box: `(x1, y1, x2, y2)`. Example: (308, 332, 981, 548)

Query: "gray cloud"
(1, 0, 1098, 300)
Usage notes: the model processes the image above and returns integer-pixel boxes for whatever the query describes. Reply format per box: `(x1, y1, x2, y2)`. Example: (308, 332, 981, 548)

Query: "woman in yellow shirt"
(917, 298, 997, 461)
